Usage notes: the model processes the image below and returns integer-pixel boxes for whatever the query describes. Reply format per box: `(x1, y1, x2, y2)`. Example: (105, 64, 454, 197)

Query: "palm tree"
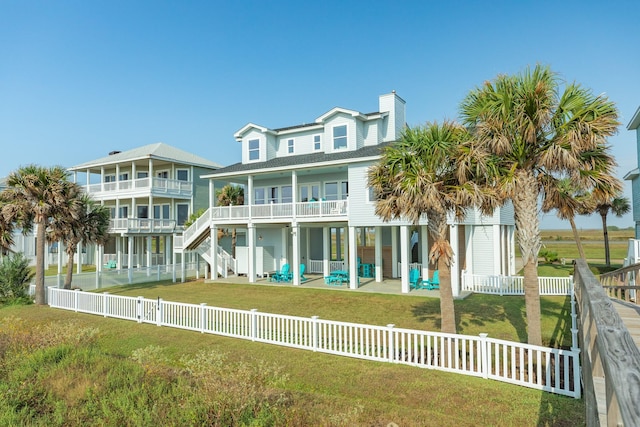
(216, 184, 245, 258)
(595, 195, 630, 266)
(541, 178, 593, 260)
(0, 201, 15, 257)
(1, 165, 76, 304)
(368, 121, 487, 334)
(48, 193, 110, 289)
(460, 65, 619, 345)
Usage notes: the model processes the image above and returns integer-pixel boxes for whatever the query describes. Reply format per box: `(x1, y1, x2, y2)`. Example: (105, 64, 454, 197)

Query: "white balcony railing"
(85, 177, 192, 197)
(110, 218, 176, 234)
(210, 200, 348, 222)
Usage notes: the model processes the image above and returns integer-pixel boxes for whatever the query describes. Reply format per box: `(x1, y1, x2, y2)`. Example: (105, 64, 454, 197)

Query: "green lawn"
(0, 280, 583, 426)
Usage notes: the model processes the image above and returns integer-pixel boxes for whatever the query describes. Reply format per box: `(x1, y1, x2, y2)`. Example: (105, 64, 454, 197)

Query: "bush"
(539, 248, 559, 263)
(0, 253, 35, 304)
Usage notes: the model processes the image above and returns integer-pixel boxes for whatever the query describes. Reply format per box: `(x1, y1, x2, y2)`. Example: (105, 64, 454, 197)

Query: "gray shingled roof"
(69, 143, 223, 170)
(207, 142, 392, 176)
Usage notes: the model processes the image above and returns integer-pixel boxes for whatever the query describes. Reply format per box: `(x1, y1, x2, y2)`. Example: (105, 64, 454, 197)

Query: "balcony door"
(299, 183, 320, 202)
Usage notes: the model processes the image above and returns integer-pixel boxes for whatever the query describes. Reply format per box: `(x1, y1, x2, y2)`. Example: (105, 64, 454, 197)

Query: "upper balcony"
(84, 177, 192, 200)
(110, 218, 177, 234)
(210, 199, 348, 224)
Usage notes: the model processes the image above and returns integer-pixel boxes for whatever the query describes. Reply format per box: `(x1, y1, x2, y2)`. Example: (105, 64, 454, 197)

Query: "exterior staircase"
(174, 207, 237, 277)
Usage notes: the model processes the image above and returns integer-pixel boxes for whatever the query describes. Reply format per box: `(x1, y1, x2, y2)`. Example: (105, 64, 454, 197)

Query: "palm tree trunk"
(601, 212, 610, 267)
(513, 172, 542, 346)
(569, 217, 586, 260)
(64, 247, 75, 289)
(428, 212, 456, 334)
(34, 219, 46, 305)
(438, 264, 456, 334)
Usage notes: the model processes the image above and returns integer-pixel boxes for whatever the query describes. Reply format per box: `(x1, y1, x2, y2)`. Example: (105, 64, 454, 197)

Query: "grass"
(0, 280, 584, 426)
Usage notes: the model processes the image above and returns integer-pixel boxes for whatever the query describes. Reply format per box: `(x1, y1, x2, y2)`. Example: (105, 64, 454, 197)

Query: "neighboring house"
(624, 107, 640, 264)
(68, 143, 222, 271)
(176, 92, 516, 295)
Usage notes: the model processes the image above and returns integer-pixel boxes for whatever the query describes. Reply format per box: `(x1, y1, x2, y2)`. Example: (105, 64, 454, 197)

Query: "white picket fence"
(462, 272, 573, 296)
(47, 288, 581, 398)
(29, 263, 207, 303)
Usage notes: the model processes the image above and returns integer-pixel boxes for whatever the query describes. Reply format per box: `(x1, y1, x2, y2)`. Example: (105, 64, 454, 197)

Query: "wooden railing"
(599, 262, 640, 304)
(573, 259, 640, 426)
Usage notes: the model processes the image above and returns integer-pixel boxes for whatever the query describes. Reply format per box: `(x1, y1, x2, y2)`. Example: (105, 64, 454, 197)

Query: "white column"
(132, 162, 136, 182)
(210, 226, 218, 280)
(348, 226, 358, 289)
(167, 235, 172, 266)
(292, 224, 300, 285)
(391, 226, 398, 278)
(400, 225, 410, 293)
(148, 159, 154, 181)
(374, 226, 382, 282)
(100, 166, 105, 191)
(450, 225, 460, 297)
(86, 169, 90, 187)
(342, 227, 348, 270)
(97, 244, 103, 273)
(247, 175, 254, 205)
(493, 224, 501, 275)
(181, 249, 185, 283)
(115, 164, 120, 190)
(291, 171, 297, 221)
(146, 237, 152, 275)
(57, 240, 63, 274)
(248, 224, 256, 283)
(323, 227, 330, 277)
(127, 236, 134, 283)
(76, 242, 82, 274)
(116, 237, 122, 270)
(421, 225, 430, 279)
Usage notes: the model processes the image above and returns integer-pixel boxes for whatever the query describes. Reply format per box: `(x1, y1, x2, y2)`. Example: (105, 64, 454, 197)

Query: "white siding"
(470, 225, 495, 275)
(241, 129, 267, 163)
(324, 114, 356, 153)
(347, 163, 417, 227)
(362, 120, 380, 147)
(275, 128, 322, 157)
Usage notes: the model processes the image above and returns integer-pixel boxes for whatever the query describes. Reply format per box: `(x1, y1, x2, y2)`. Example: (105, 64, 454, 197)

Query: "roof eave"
(627, 106, 640, 130)
(624, 168, 640, 180)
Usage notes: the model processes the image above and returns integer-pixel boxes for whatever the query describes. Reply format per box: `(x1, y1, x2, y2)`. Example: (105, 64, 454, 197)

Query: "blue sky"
(1, 0, 638, 229)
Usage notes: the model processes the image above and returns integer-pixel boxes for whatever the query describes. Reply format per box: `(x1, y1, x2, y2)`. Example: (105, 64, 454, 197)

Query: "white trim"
(201, 155, 382, 179)
(332, 124, 348, 150)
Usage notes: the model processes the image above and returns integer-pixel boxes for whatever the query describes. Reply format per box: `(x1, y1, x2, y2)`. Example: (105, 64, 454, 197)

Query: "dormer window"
(314, 135, 321, 151)
(287, 138, 294, 154)
(248, 139, 260, 161)
(333, 125, 347, 149)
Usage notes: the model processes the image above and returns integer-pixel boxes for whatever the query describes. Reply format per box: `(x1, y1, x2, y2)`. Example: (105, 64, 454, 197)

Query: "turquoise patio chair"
(300, 264, 308, 282)
(270, 264, 291, 282)
(409, 269, 423, 290)
(424, 270, 440, 290)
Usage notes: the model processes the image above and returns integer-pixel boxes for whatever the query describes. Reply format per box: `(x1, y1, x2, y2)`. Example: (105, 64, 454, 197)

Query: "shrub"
(539, 248, 559, 263)
(0, 253, 35, 304)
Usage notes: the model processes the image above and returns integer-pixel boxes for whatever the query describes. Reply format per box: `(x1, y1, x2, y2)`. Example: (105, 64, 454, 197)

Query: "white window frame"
(154, 204, 170, 219)
(137, 204, 149, 219)
(313, 134, 321, 151)
(176, 169, 189, 181)
(287, 138, 294, 154)
(156, 170, 169, 179)
(332, 124, 348, 150)
(248, 138, 260, 161)
(176, 204, 190, 226)
(118, 172, 129, 181)
(104, 174, 116, 183)
(136, 171, 148, 179)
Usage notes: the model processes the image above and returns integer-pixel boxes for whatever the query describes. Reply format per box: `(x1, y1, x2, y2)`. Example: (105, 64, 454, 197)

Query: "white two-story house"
(176, 92, 516, 295)
(68, 143, 221, 272)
